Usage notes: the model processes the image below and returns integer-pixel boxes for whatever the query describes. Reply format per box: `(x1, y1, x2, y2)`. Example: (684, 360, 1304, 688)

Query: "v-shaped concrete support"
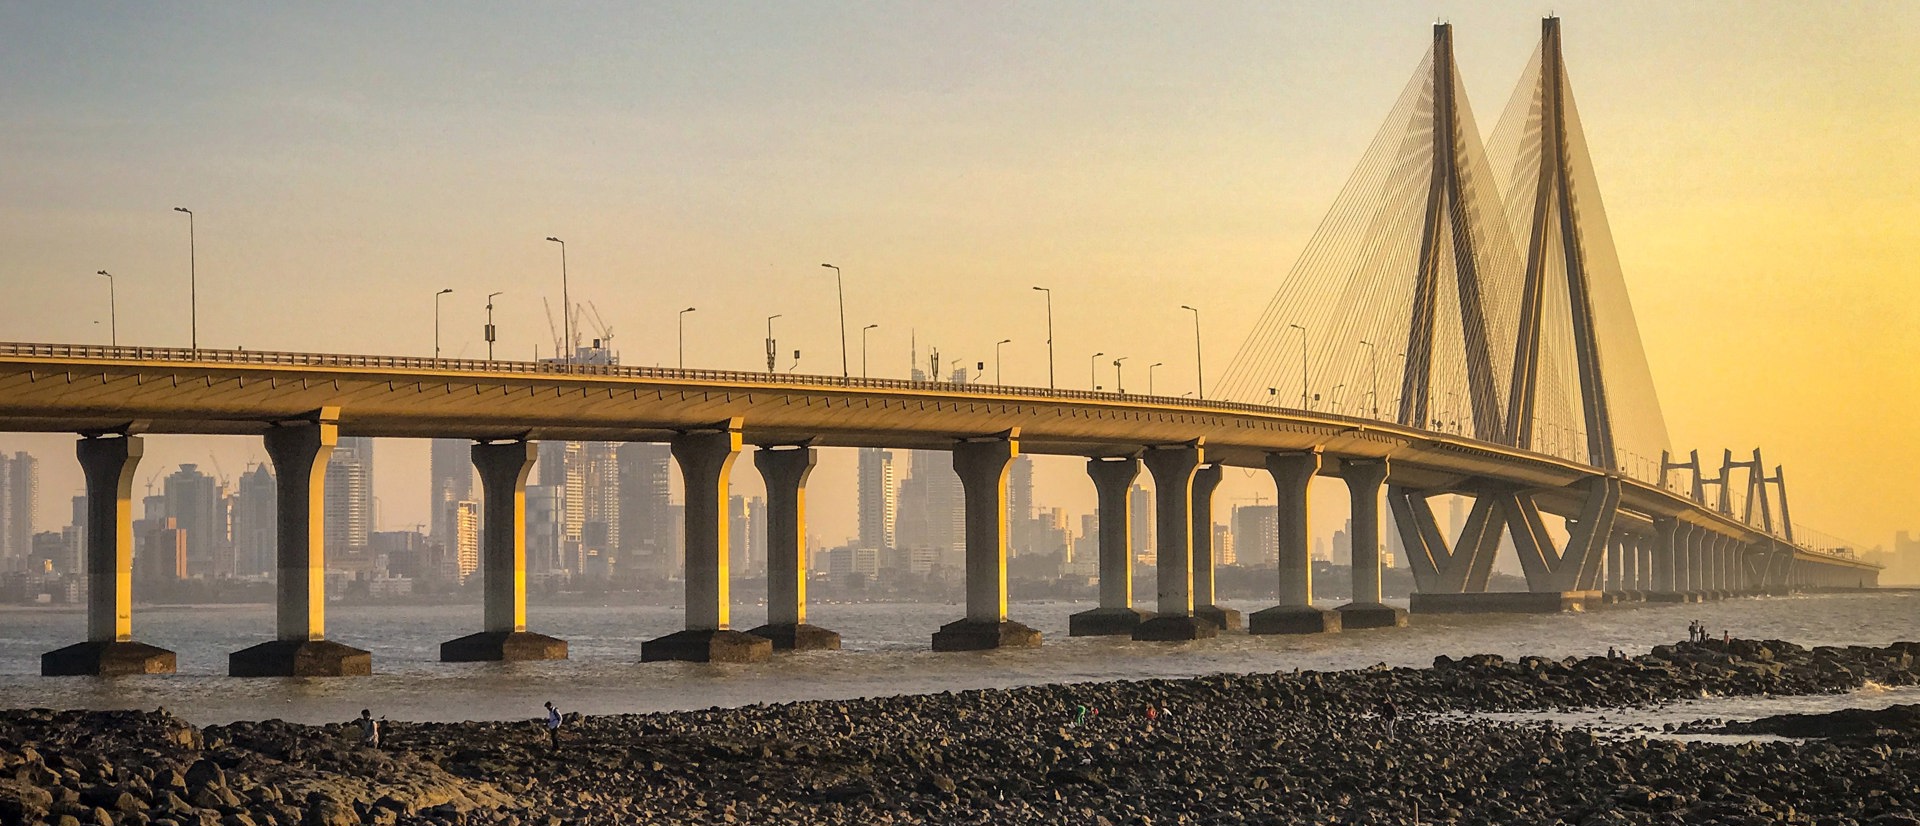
(1388, 486, 1502, 594)
(1499, 475, 1620, 593)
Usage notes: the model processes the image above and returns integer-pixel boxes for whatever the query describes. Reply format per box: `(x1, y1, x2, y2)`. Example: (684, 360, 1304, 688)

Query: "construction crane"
(542, 297, 564, 361)
(585, 301, 614, 349)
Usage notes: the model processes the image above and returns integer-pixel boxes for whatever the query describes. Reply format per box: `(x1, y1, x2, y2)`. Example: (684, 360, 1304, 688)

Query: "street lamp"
(861, 324, 879, 378)
(1090, 351, 1105, 390)
(172, 207, 196, 351)
(994, 339, 1012, 384)
(1180, 304, 1203, 399)
(95, 270, 116, 347)
(1032, 286, 1054, 389)
(1288, 323, 1308, 409)
(1112, 356, 1129, 394)
(485, 291, 503, 361)
(544, 237, 568, 366)
(434, 288, 454, 359)
(1359, 339, 1379, 418)
(677, 307, 697, 369)
(1331, 383, 1346, 413)
(820, 263, 848, 377)
(765, 314, 782, 373)
(1148, 362, 1164, 396)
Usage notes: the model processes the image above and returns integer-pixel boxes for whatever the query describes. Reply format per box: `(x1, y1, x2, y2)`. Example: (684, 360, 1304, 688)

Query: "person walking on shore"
(545, 701, 563, 750)
(358, 709, 380, 750)
(1379, 696, 1399, 740)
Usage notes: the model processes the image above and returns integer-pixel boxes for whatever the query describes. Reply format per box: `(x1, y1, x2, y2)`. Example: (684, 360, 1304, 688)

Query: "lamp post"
(172, 207, 196, 351)
(1289, 323, 1308, 409)
(1112, 356, 1129, 394)
(485, 291, 503, 361)
(820, 263, 848, 377)
(1180, 304, 1203, 398)
(1090, 351, 1104, 390)
(1359, 339, 1379, 418)
(994, 339, 1011, 384)
(95, 270, 116, 347)
(765, 314, 782, 373)
(544, 237, 569, 366)
(1148, 362, 1163, 396)
(1032, 286, 1054, 389)
(1331, 383, 1346, 413)
(861, 324, 879, 378)
(677, 306, 697, 369)
(434, 288, 454, 359)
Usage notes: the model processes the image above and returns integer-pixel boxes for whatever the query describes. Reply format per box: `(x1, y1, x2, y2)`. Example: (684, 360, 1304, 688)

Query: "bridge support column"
(1336, 459, 1406, 628)
(1647, 518, 1679, 600)
(1132, 442, 1216, 641)
(1190, 464, 1239, 631)
(1638, 534, 1655, 591)
(1070, 456, 1150, 636)
(442, 440, 567, 662)
(1251, 451, 1339, 634)
(747, 445, 839, 650)
(1619, 535, 1640, 600)
(645, 421, 772, 663)
(933, 432, 1041, 651)
(43, 435, 176, 676)
(231, 415, 372, 676)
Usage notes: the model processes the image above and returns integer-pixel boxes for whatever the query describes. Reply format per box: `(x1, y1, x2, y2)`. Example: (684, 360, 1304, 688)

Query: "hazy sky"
(2, 2, 1915, 549)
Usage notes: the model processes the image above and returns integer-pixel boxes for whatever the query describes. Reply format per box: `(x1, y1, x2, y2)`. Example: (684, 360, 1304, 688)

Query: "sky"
(0, 2, 1915, 549)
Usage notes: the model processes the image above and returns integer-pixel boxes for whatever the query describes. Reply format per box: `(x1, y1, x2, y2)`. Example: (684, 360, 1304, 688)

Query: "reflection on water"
(0, 591, 1912, 725)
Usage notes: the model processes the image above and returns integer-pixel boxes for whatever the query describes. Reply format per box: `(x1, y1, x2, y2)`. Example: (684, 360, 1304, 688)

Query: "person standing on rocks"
(545, 701, 564, 750)
(1379, 696, 1399, 739)
(358, 709, 380, 750)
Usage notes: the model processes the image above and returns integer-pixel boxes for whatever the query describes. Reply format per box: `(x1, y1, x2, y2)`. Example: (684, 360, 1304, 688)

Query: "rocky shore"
(4, 638, 1919, 826)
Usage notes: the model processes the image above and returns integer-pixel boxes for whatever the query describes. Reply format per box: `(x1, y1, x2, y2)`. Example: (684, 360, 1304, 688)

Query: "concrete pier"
(441, 440, 567, 662)
(231, 414, 372, 677)
(42, 434, 177, 676)
(747, 445, 840, 650)
(932, 432, 1042, 651)
(1189, 464, 1240, 631)
(1069, 456, 1152, 636)
(644, 422, 772, 663)
(1133, 442, 1216, 641)
(1250, 450, 1339, 634)
(1335, 459, 1406, 629)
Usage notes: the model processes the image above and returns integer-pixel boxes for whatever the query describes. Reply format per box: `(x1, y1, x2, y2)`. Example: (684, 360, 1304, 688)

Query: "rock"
(0, 778, 55, 822)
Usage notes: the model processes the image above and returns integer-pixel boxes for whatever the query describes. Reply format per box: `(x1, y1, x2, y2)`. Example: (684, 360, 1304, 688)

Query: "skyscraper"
(232, 464, 276, 576)
(581, 442, 620, 561)
(1128, 484, 1153, 561)
(449, 499, 481, 583)
(616, 441, 674, 572)
(857, 448, 896, 550)
(1231, 504, 1279, 568)
(536, 441, 584, 573)
(164, 463, 221, 574)
(897, 450, 962, 565)
(428, 438, 475, 549)
(0, 450, 39, 567)
(325, 437, 375, 551)
(1006, 455, 1034, 556)
(727, 494, 757, 575)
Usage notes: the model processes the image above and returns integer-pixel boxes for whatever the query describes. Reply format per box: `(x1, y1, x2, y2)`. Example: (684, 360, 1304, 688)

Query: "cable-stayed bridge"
(7, 18, 1876, 677)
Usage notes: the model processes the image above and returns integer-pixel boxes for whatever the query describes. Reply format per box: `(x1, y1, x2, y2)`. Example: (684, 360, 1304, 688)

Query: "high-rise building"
(897, 450, 962, 563)
(164, 464, 222, 574)
(857, 448, 896, 550)
(1232, 504, 1278, 568)
(616, 442, 674, 572)
(1214, 523, 1235, 566)
(748, 496, 766, 575)
(66, 494, 87, 574)
(325, 437, 375, 551)
(449, 499, 481, 583)
(525, 484, 565, 577)
(581, 442, 619, 562)
(1129, 484, 1153, 560)
(138, 517, 188, 583)
(536, 441, 585, 573)
(1006, 455, 1034, 556)
(428, 439, 475, 549)
(232, 464, 276, 576)
(728, 494, 753, 575)
(0, 450, 40, 568)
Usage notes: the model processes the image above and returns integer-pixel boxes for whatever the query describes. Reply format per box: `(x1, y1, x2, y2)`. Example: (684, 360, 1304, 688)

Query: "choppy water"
(0, 591, 1913, 725)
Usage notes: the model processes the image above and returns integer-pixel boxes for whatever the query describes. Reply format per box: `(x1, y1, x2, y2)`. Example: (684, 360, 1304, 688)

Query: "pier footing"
(641, 629, 772, 663)
(42, 641, 176, 676)
(440, 631, 569, 662)
(1248, 606, 1342, 635)
(1336, 602, 1410, 628)
(1131, 615, 1219, 642)
(932, 619, 1042, 652)
(1068, 607, 1152, 637)
(1411, 592, 1591, 614)
(1194, 605, 1243, 632)
(229, 640, 372, 677)
(745, 623, 842, 651)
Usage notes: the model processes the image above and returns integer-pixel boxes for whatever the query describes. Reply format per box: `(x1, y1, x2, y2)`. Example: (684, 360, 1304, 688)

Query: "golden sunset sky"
(1, 2, 1914, 552)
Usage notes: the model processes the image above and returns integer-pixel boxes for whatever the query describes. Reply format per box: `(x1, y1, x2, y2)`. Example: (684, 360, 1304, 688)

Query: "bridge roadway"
(0, 342, 1876, 676)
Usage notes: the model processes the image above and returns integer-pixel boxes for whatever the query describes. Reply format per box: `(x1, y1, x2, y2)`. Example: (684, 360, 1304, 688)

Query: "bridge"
(19, 18, 1877, 676)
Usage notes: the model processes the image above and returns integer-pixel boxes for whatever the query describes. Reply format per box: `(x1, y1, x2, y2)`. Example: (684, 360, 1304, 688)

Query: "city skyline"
(1, 3, 1915, 548)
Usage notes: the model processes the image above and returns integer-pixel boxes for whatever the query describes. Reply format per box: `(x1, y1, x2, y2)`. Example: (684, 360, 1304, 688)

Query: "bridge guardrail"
(0, 341, 1867, 565)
